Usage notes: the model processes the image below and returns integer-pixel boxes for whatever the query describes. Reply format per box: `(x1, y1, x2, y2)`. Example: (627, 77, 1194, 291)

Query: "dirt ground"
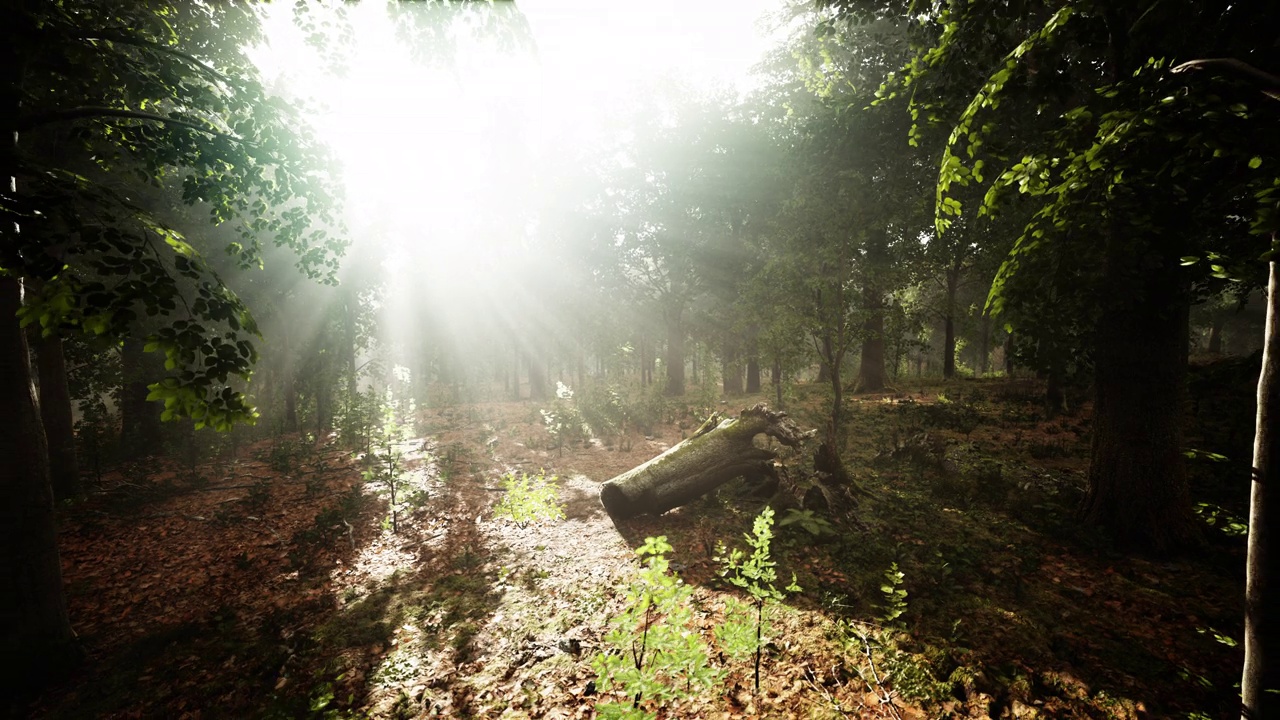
(25, 378, 1248, 719)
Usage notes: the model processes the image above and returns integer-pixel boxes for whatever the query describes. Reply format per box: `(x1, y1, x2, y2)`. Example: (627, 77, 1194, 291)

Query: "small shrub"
(492, 470, 565, 527)
(878, 562, 908, 627)
(715, 506, 801, 694)
(592, 536, 720, 718)
(542, 382, 590, 455)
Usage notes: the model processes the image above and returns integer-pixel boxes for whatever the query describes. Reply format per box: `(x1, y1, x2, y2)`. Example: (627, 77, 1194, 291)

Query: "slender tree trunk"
(0, 278, 79, 694)
(510, 340, 520, 400)
(817, 360, 831, 384)
(1081, 241, 1200, 552)
(942, 262, 961, 380)
(32, 331, 80, 499)
(1209, 314, 1225, 354)
(665, 305, 685, 396)
(722, 336, 743, 395)
(528, 352, 547, 401)
(772, 358, 783, 410)
(942, 316, 956, 380)
(121, 336, 161, 456)
(978, 310, 991, 377)
(1004, 332, 1016, 377)
(1243, 254, 1280, 720)
(343, 293, 358, 401)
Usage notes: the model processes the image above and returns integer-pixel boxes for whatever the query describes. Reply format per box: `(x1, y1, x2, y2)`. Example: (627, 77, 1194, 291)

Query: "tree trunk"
(746, 357, 761, 394)
(817, 361, 831, 384)
(599, 404, 812, 519)
(1081, 244, 1200, 553)
(1243, 255, 1280, 720)
(977, 310, 991, 377)
(120, 336, 161, 456)
(858, 287, 886, 392)
(942, 316, 956, 380)
(343, 293, 359, 402)
(943, 262, 961, 380)
(665, 305, 685, 396)
(1208, 314, 1225, 354)
(32, 331, 80, 499)
(1004, 332, 1016, 376)
(722, 337, 744, 396)
(528, 352, 547, 401)
(772, 358, 783, 410)
(0, 276, 78, 693)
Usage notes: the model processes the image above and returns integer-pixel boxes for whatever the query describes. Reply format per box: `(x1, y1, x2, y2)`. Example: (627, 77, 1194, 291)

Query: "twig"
(856, 630, 903, 720)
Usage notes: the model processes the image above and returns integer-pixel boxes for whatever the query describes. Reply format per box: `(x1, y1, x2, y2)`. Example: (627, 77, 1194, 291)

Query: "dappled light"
(3, 1, 1278, 719)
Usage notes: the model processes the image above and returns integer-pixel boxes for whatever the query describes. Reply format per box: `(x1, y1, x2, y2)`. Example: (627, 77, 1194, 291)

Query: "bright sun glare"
(251, 0, 777, 288)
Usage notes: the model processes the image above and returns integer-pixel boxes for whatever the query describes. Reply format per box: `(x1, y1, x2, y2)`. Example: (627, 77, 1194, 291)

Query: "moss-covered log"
(599, 404, 813, 519)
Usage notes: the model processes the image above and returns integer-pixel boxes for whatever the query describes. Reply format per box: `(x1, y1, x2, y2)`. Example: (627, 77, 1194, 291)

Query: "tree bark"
(665, 304, 685, 396)
(0, 276, 78, 693)
(858, 286, 886, 392)
(1081, 243, 1200, 553)
(32, 331, 80, 499)
(1209, 313, 1225, 354)
(1243, 255, 1280, 720)
(528, 352, 547, 401)
(772, 358, 783, 410)
(942, 261, 961, 380)
(121, 336, 162, 456)
(599, 404, 813, 519)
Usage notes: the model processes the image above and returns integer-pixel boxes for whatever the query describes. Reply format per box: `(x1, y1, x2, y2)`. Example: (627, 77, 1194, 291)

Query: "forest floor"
(24, 374, 1252, 719)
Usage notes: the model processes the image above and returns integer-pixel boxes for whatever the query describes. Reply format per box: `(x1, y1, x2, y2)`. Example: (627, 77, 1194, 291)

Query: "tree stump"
(599, 404, 813, 519)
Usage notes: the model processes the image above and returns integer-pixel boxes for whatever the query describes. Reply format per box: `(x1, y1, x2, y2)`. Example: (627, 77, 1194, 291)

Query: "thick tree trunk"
(32, 331, 80, 499)
(746, 357, 761, 394)
(1243, 256, 1280, 720)
(858, 288, 886, 392)
(721, 335, 743, 395)
(1081, 244, 1200, 553)
(0, 277, 78, 693)
(599, 404, 812, 519)
(665, 305, 685, 396)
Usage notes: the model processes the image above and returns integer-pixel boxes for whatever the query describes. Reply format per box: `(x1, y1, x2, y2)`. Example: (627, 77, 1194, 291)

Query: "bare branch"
(1172, 58, 1280, 102)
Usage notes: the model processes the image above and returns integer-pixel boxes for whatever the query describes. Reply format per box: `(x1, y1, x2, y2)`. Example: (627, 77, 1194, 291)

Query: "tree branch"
(74, 32, 235, 87)
(14, 107, 242, 141)
(1172, 58, 1280, 102)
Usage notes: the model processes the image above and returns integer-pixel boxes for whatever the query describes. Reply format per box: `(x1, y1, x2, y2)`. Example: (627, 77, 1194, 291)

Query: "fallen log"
(599, 404, 813, 519)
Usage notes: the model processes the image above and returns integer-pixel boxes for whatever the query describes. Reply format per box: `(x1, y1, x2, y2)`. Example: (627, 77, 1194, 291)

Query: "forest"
(2, 0, 1279, 718)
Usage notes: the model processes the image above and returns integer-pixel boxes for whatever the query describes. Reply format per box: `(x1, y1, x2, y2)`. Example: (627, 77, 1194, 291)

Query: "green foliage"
(491, 470, 565, 528)
(715, 506, 801, 693)
(580, 384, 627, 438)
(777, 508, 836, 539)
(4, 1, 346, 431)
(361, 396, 407, 534)
(592, 536, 720, 718)
(541, 382, 589, 455)
(878, 562, 909, 627)
(1193, 502, 1249, 538)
